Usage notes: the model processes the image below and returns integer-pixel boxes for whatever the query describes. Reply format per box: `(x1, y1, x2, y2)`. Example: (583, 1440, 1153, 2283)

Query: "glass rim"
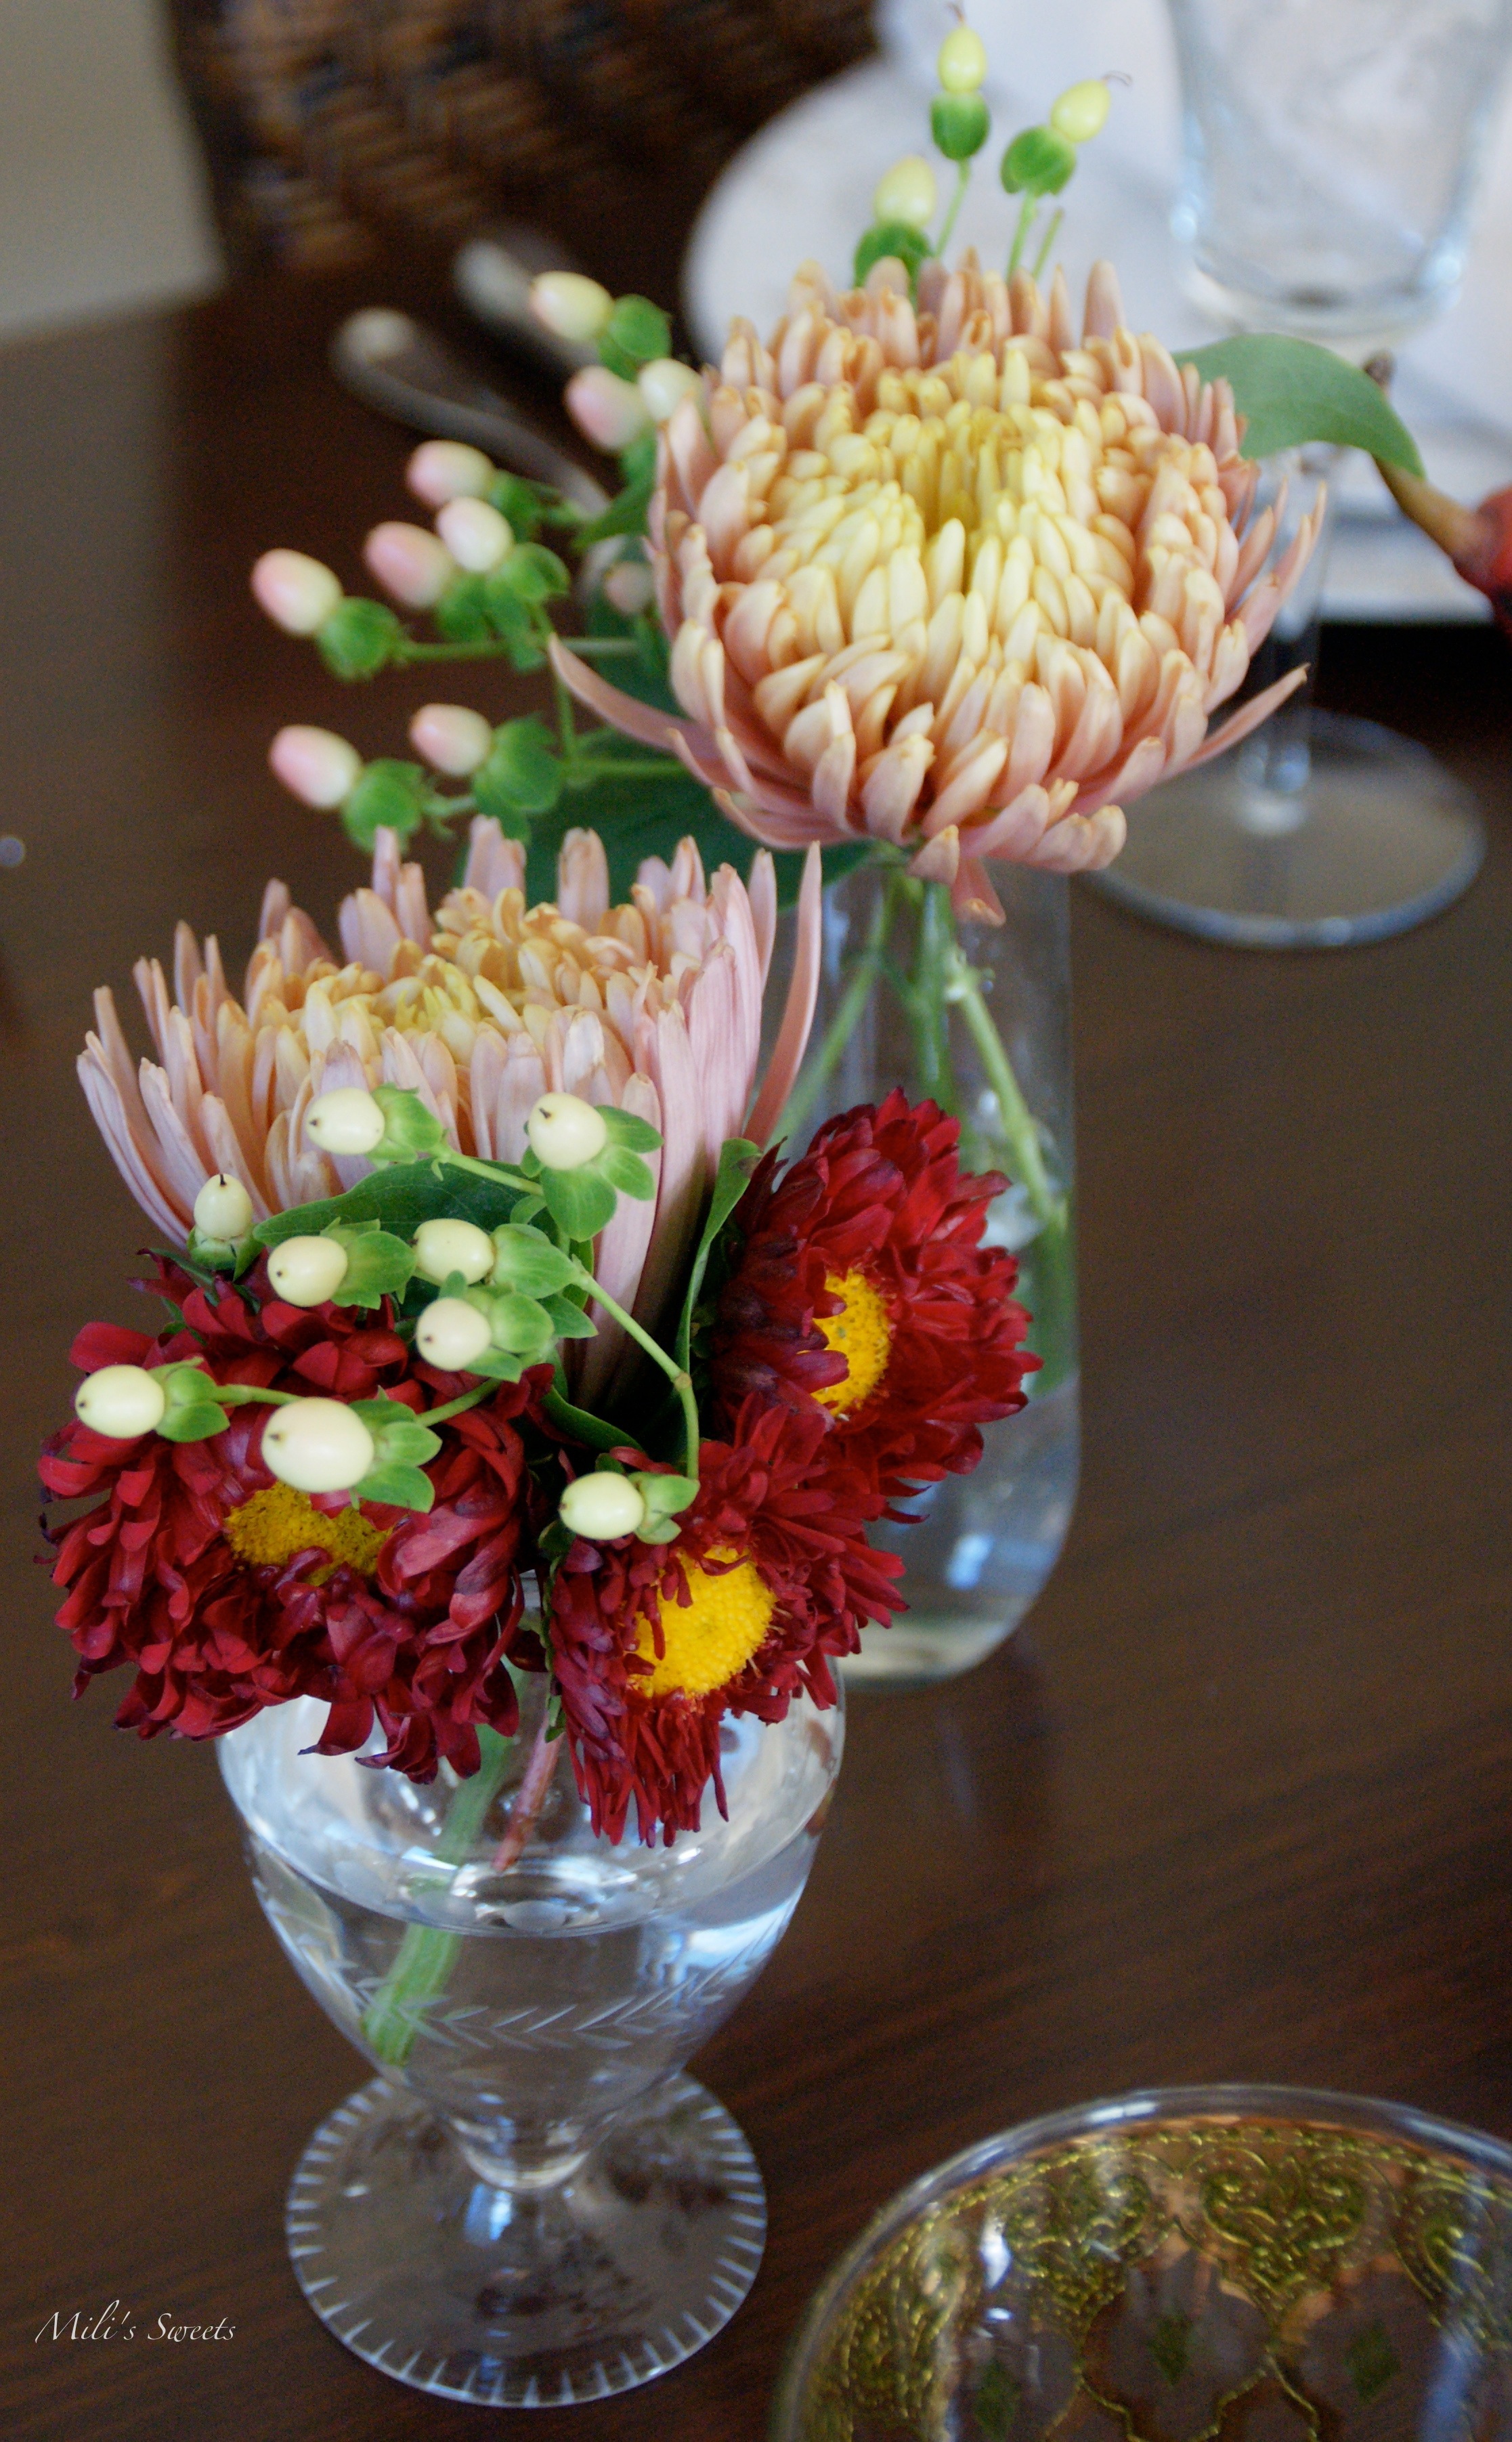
(768, 2080, 1512, 2439)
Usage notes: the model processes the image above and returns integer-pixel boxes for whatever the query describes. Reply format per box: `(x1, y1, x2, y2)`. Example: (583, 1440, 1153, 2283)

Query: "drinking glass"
(1096, 0, 1509, 948)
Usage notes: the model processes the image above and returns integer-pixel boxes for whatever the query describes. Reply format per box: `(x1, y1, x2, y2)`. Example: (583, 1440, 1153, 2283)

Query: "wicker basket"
(169, 0, 873, 272)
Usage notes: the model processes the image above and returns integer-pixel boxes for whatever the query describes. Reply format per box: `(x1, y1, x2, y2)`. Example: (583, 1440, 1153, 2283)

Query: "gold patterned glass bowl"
(770, 2085, 1512, 2441)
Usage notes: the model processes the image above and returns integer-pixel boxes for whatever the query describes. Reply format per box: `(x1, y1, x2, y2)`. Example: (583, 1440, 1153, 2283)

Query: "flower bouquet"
(42, 15, 1436, 2406)
(44, 815, 1038, 2401)
(242, 33, 1425, 1687)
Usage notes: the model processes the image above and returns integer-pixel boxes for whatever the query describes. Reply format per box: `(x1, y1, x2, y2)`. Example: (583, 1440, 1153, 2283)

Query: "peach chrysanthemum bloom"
(556, 255, 1322, 922)
(79, 821, 820, 1392)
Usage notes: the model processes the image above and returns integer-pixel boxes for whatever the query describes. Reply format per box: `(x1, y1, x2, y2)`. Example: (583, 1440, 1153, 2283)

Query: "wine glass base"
(285, 2070, 766, 2407)
(1091, 712, 1485, 948)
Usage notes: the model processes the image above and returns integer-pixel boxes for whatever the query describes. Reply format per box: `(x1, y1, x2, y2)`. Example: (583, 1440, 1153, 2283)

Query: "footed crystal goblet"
(220, 1672, 842, 2407)
(1094, 0, 1507, 947)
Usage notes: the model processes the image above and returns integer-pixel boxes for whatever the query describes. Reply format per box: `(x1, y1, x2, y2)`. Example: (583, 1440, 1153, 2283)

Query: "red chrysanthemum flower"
(545, 1398, 901, 1845)
(704, 1090, 1037, 1495)
(41, 1259, 550, 1780)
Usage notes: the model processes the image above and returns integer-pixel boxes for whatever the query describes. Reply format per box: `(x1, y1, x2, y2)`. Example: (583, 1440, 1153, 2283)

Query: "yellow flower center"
(634, 1547, 775, 1700)
(223, 1482, 387, 1583)
(813, 1268, 893, 1417)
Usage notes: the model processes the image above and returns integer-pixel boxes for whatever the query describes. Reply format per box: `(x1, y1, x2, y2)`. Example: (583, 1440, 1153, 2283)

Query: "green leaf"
(542, 1385, 623, 1451)
(539, 1165, 619, 1241)
(598, 1107, 662, 1153)
(636, 1514, 681, 1543)
(253, 1166, 522, 1251)
(352, 1461, 436, 1512)
(599, 1145, 654, 1199)
(325, 1222, 417, 1310)
(488, 1224, 578, 1295)
(573, 478, 654, 548)
(522, 759, 870, 912)
(932, 89, 990, 160)
(1173, 335, 1425, 473)
(676, 1136, 759, 1371)
(478, 584, 546, 668)
(542, 1291, 597, 1341)
(457, 1345, 527, 1382)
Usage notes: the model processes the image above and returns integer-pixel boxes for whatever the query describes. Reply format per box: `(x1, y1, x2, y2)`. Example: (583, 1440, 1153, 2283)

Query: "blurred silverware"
(452, 227, 595, 377)
(330, 310, 607, 517)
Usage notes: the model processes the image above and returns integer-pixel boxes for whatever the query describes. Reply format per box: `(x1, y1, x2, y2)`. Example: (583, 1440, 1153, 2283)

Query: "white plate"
(683, 56, 1512, 624)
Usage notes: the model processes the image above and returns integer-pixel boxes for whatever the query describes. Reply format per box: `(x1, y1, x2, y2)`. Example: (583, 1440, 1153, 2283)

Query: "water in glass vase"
(769, 855, 1079, 1686)
(220, 1677, 841, 2407)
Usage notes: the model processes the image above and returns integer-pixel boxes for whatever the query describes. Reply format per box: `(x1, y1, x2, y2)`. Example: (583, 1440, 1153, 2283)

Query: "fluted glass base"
(1094, 712, 1484, 949)
(286, 2070, 764, 2406)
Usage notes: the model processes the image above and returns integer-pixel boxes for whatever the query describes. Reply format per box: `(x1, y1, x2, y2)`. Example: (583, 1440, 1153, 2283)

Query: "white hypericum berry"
(435, 497, 513, 574)
(872, 156, 938, 229)
(192, 1172, 255, 1241)
(251, 549, 343, 636)
(636, 358, 703, 425)
(261, 1399, 375, 1495)
(269, 725, 362, 810)
(601, 558, 656, 616)
(559, 1472, 647, 1541)
(565, 366, 651, 454)
(415, 1297, 494, 1370)
(1050, 79, 1111, 144)
(410, 704, 494, 777)
(407, 439, 495, 508)
(937, 23, 988, 92)
(412, 1217, 496, 1286)
(364, 520, 457, 608)
(530, 272, 614, 344)
(74, 1364, 168, 1439)
(526, 1092, 608, 1171)
(267, 1235, 350, 1308)
(305, 1086, 386, 1156)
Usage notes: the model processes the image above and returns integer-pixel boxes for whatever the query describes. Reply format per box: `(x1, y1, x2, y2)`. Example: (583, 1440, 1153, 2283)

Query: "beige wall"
(0, 0, 221, 339)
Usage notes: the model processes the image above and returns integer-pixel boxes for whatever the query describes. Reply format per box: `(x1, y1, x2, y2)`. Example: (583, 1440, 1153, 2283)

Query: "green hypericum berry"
(853, 220, 934, 286)
(932, 91, 991, 161)
(999, 124, 1077, 197)
(316, 596, 403, 679)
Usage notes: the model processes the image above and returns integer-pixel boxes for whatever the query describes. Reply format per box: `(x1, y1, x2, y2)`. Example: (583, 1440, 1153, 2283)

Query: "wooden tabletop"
(2, 255, 1509, 2442)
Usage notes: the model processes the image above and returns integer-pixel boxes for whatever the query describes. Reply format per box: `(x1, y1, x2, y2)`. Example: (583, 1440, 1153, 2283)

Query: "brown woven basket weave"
(169, 0, 873, 273)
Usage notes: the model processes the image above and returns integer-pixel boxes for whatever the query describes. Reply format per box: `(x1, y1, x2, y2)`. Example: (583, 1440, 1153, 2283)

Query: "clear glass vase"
(219, 1669, 843, 2408)
(767, 855, 1077, 1688)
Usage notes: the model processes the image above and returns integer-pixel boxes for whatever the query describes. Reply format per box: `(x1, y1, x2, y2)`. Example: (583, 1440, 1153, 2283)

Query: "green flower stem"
(213, 1384, 301, 1408)
(570, 1268, 699, 1480)
(941, 941, 1058, 1230)
(908, 882, 965, 1114)
(429, 1147, 532, 1196)
(416, 1383, 494, 1430)
(779, 859, 902, 1144)
(1007, 193, 1038, 279)
(360, 1723, 517, 2068)
(391, 637, 519, 664)
(567, 756, 687, 783)
(1031, 207, 1065, 282)
(559, 637, 639, 656)
(935, 158, 972, 259)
